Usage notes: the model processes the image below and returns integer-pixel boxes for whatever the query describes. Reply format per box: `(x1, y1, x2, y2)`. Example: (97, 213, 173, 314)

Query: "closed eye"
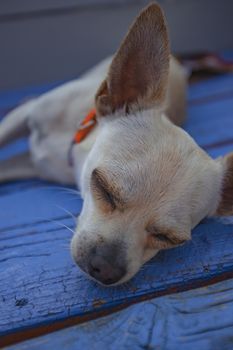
(91, 168, 122, 212)
(153, 233, 174, 244)
(146, 225, 186, 247)
(95, 183, 116, 210)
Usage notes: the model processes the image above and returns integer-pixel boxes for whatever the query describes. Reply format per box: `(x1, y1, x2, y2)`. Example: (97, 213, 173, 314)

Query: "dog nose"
(88, 248, 126, 285)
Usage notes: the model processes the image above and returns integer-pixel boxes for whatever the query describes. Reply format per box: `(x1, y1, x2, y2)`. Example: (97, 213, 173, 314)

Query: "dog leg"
(0, 100, 34, 147)
(0, 152, 38, 183)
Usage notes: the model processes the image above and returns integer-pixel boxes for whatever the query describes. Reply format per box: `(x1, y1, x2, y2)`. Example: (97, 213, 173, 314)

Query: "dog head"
(71, 3, 233, 285)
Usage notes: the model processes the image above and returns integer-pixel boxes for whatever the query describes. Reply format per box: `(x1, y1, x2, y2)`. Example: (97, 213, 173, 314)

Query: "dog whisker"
(59, 242, 71, 247)
(34, 214, 75, 234)
(56, 205, 77, 224)
(37, 185, 81, 197)
(66, 197, 83, 202)
(52, 186, 81, 196)
(34, 214, 75, 227)
(59, 188, 81, 196)
(59, 245, 71, 251)
(53, 221, 76, 235)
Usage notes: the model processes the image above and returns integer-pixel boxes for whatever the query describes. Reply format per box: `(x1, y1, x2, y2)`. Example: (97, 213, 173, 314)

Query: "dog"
(0, 3, 232, 286)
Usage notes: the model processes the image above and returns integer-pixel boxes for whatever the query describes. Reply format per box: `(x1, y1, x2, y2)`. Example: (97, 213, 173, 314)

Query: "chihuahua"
(0, 3, 232, 286)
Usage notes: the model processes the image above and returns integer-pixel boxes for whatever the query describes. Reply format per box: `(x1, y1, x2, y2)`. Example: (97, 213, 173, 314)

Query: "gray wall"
(1, 0, 233, 91)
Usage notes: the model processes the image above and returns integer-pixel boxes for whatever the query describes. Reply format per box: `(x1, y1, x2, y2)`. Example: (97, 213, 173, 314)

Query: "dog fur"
(0, 3, 232, 285)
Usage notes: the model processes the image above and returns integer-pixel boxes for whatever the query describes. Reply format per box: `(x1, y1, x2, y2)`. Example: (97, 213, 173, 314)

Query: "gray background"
(1, 0, 233, 91)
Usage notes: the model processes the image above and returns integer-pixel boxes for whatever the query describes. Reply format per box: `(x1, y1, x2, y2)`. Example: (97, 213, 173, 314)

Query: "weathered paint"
(6, 278, 233, 350)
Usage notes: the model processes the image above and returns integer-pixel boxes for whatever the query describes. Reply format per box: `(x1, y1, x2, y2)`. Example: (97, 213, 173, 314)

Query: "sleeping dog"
(0, 3, 232, 286)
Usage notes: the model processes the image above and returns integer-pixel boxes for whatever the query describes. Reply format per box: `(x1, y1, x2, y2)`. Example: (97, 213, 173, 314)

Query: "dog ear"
(215, 153, 233, 216)
(95, 3, 170, 116)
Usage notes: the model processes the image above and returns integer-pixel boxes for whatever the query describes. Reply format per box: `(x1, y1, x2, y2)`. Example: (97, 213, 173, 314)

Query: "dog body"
(0, 55, 185, 185)
(0, 56, 111, 184)
(0, 4, 232, 286)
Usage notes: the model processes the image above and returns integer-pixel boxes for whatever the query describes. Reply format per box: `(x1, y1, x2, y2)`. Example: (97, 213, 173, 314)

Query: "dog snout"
(78, 242, 126, 285)
(88, 254, 125, 285)
(72, 235, 127, 285)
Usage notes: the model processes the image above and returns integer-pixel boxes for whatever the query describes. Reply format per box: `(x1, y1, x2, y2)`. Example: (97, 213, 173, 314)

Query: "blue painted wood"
(0, 175, 233, 338)
(188, 74, 233, 102)
(185, 98, 233, 149)
(6, 278, 233, 350)
(0, 139, 28, 162)
(0, 68, 233, 342)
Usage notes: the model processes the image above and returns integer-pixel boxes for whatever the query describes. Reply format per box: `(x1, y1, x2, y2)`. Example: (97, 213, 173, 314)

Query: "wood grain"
(6, 278, 233, 350)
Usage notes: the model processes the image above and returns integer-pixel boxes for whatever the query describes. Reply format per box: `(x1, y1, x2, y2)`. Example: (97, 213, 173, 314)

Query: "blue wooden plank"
(0, 139, 28, 161)
(188, 74, 233, 102)
(0, 180, 233, 341)
(185, 98, 233, 149)
(207, 143, 233, 159)
(6, 278, 233, 350)
(0, 65, 233, 345)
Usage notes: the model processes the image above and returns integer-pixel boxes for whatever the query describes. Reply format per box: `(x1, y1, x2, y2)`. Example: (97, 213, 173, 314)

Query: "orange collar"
(73, 108, 97, 144)
(68, 108, 97, 166)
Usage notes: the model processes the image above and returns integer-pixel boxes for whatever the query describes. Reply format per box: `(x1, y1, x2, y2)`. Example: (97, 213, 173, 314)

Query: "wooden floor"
(0, 54, 233, 348)
(7, 278, 233, 350)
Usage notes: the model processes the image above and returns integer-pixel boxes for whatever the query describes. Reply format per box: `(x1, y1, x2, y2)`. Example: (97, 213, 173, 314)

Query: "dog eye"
(98, 186, 116, 210)
(147, 225, 180, 245)
(152, 233, 173, 244)
(91, 169, 116, 211)
(146, 225, 187, 248)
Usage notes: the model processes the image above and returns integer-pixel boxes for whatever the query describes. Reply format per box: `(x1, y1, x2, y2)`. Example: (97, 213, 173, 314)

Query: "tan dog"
(0, 3, 232, 286)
